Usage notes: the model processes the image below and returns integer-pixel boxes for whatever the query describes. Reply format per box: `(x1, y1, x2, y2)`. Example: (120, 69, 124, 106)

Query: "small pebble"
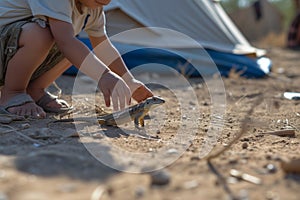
(189, 101, 196, 106)
(21, 123, 30, 129)
(33, 143, 41, 148)
(265, 164, 277, 174)
(166, 149, 178, 155)
(190, 156, 200, 161)
(265, 154, 272, 160)
(228, 158, 238, 165)
(203, 102, 209, 106)
(135, 186, 146, 198)
(242, 142, 248, 149)
(150, 170, 171, 186)
(240, 138, 250, 142)
(106, 186, 114, 196)
(183, 180, 199, 189)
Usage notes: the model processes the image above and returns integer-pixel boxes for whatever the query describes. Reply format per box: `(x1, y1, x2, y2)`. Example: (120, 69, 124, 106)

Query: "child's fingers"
(99, 71, 131, 110)
(122, 83, 131, 108)
(126, 94, 131, 106)
(112, 80, 131, 110)
(121, 85, 131, 109)
(118, 91, 125, 110)
(111, 91, 119, 111)
(125, 86, 132, 106)
(114, 81, 125, 110)
(102, 89, 111, 107)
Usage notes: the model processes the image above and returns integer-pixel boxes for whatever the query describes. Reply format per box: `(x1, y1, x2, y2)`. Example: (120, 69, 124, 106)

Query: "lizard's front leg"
(139, 116, 145, 127)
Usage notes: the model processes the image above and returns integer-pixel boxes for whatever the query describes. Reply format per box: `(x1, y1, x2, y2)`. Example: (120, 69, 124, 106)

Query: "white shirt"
(0, 0, 106, 37)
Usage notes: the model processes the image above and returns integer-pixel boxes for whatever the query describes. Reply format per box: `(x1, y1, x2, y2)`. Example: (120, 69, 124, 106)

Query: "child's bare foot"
(0, 92, 46, 118)
(7, 101, 46, 118)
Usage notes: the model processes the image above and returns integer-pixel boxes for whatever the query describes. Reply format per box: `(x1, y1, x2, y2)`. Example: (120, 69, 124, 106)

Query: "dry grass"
(253, 31, 287, 48)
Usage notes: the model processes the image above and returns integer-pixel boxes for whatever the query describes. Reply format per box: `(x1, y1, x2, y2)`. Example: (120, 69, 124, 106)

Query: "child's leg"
(0, 23, 54, 117)
(27, 58, 72, 109)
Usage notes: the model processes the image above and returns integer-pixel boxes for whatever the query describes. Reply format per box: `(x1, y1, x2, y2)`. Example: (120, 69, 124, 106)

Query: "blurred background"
(220, 0, 298, 46)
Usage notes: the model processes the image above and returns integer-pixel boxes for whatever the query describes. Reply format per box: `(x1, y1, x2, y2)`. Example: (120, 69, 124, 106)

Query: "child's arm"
(89, 35, 153, 103)
(48, 18, 131, 110)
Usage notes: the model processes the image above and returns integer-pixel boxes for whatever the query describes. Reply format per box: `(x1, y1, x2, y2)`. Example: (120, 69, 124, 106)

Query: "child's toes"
(7, 102, 46, 118)
(35, 106, 46, 118)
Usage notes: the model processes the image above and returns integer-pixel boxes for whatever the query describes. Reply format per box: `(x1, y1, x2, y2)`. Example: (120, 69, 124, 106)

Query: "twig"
(288, 122, 299, 131)
(204, 96, 263, 200)
(207, 160, 238, 200)
(262, 129, 295, 137)
(206, 96, 263, 160)
(229, 169, 262, 185)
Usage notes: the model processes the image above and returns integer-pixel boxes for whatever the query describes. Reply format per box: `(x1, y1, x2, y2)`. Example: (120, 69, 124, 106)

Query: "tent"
(68, 0, 272, 78)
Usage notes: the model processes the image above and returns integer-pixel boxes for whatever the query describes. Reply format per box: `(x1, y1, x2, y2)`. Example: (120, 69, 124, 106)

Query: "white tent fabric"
(103, 0, 265, 56)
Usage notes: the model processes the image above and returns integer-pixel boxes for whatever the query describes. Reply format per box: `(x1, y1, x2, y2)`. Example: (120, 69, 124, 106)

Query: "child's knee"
(19, 23, 54, 51)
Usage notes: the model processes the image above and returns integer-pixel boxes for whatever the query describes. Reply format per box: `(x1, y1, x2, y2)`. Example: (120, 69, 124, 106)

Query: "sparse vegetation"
(221, 0, 296, 30)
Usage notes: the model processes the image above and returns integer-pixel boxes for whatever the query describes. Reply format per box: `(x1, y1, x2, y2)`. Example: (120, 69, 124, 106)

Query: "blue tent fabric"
(64, 38, 272, 78)
(206, 49, 271, 78)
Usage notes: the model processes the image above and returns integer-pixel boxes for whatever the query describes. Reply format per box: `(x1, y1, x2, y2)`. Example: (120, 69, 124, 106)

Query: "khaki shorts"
(0, 18, 65, 86)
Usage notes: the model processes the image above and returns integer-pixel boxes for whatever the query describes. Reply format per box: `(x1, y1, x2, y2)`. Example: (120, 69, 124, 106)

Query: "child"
(0, 0, 153, 118)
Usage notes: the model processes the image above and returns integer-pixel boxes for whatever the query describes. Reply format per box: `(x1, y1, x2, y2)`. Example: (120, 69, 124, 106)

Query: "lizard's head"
(144, 96, 165, 109)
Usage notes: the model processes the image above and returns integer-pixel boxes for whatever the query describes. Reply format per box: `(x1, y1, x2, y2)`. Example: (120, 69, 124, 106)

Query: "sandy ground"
(0, 46, 300, 200)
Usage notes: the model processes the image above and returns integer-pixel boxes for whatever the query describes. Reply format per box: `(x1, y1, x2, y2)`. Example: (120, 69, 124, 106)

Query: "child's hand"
(98, 70, 131, 110)
(126, 79, 153, 103)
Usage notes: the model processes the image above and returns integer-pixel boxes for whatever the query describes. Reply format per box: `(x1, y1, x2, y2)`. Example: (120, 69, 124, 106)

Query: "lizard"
(52, 96, 165, 127)
(97, 96, 165, 127)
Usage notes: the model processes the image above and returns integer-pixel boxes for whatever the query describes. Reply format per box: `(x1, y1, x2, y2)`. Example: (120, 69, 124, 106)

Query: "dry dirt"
(0, 46, 300, 200)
